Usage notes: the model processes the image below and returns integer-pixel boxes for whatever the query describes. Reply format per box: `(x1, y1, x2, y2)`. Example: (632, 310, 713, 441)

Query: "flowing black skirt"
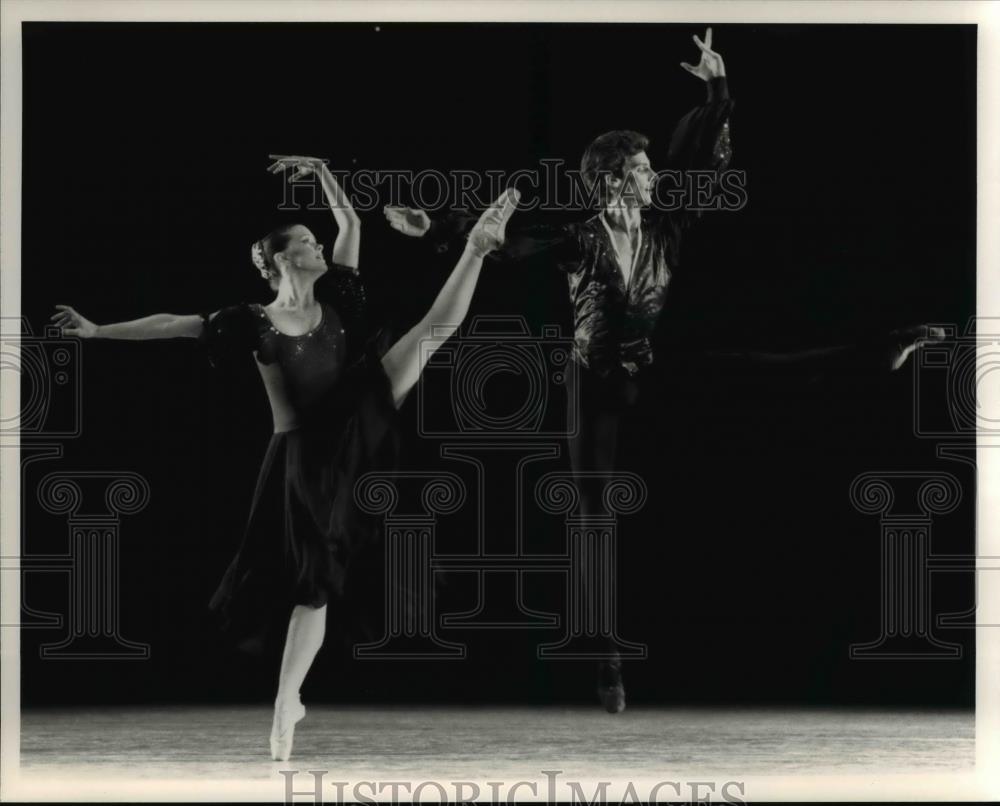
(208, 343, 400, 654)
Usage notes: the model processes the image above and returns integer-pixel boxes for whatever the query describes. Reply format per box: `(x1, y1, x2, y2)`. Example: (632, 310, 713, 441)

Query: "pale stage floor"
(13, 705, 977, 801)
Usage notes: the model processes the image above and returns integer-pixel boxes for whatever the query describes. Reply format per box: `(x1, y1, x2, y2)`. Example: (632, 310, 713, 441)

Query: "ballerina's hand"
(383, 206, 432, 238)
(51, 305, 98, 338)
(267, 154, 328, 182)
(680, 27, 726, 81)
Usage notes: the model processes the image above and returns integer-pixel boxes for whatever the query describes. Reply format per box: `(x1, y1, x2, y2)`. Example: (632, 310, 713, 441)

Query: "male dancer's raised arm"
(383, 27, 735, 271)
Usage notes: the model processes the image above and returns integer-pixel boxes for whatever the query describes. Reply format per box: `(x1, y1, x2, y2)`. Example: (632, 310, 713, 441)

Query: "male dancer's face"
(608, 150, 655, 209)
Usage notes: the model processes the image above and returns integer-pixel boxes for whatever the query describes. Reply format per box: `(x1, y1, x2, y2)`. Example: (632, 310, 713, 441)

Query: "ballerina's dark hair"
(250, 225, 297, 291)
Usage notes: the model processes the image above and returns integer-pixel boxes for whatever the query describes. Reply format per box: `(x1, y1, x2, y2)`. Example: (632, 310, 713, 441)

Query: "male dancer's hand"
(680, 26, 726, 80)
(383, 206, 431, 237)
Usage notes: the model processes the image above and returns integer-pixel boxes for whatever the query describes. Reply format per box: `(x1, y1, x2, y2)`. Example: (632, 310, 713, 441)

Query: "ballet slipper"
(888, 324, 946, 371)
(269, 697, 307, 762)
(466, 188, 521, 257)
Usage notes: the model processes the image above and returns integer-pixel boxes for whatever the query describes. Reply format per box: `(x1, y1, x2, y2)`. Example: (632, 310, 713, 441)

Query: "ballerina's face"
(276, 225, 328, 275)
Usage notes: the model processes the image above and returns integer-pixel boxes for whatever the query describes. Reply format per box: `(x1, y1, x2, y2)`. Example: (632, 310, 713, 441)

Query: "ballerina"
(52, 155, 520, 761)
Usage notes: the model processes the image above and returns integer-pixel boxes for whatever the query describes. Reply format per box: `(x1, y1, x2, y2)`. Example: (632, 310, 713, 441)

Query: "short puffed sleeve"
(199, 303, 260, 368)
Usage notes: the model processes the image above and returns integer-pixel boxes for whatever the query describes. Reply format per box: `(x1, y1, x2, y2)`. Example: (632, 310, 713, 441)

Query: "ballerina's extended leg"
(888, 325, 946, 371)
(380, 188, 520, 406)
(719, 325, 947, 374)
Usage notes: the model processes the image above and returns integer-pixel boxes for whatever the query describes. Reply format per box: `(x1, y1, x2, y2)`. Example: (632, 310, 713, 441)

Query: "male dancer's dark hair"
(580, 129, 650, 204)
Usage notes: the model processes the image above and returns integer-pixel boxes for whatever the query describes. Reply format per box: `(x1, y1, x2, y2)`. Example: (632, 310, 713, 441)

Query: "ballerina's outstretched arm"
(50, 307, 204, 340)
(380, 189, 520, 408)
(267, 154, 361, 269)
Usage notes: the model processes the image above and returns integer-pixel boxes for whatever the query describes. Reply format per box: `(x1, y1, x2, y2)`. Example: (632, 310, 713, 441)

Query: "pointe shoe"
(888, 324, 946, 371)
(466, 188, 521, 256)
(269, 698, 306, 762)
(597, 654, 626, 714)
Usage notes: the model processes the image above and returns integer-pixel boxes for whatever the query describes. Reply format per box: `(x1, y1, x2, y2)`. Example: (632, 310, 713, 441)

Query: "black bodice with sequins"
(251, 303, 346, 432)
(201, 265, 369, 432)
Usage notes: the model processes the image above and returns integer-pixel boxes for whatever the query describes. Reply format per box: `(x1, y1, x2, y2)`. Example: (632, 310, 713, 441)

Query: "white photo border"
(2, 1, 997, 801)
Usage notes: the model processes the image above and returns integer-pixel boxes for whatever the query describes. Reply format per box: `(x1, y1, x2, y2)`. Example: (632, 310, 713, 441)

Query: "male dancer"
(385, 28, 940, 713)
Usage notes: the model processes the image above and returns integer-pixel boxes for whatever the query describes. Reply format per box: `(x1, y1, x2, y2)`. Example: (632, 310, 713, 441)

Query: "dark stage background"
(20, 23, 976, 707)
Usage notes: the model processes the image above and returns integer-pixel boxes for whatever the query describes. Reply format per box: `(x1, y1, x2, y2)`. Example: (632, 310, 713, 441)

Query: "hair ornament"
(251, 240, 267, 271)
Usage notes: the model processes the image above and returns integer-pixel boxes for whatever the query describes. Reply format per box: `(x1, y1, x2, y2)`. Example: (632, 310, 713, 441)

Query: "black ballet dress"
(201, 264, 398, 653)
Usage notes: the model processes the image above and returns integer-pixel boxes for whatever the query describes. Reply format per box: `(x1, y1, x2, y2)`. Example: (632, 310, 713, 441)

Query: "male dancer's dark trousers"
(565, 357, 641, 512)
(562, 337, 891, 658)
(563, 356, 642, 658)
